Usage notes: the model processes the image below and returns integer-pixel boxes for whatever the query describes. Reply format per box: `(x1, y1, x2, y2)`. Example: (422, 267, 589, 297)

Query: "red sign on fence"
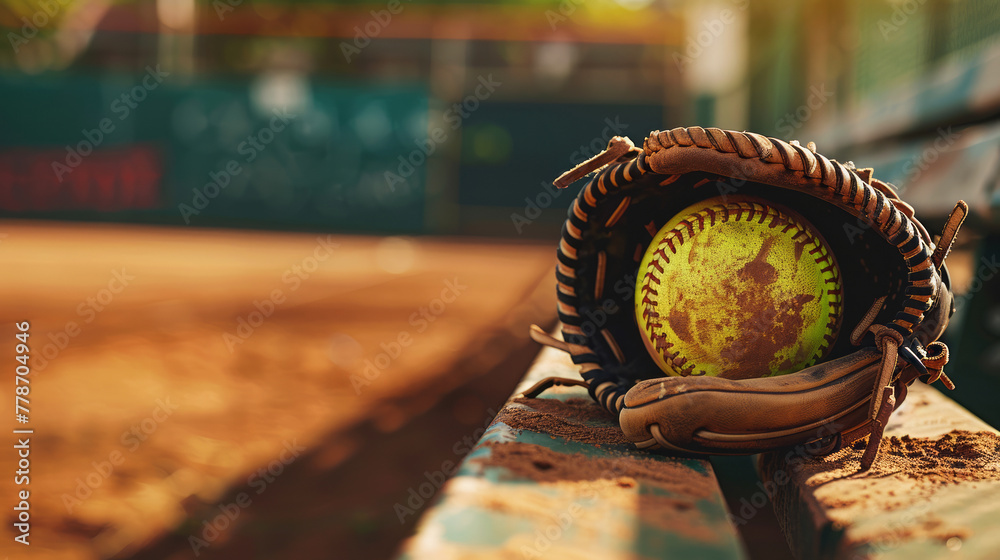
(0, 145, 162, 212)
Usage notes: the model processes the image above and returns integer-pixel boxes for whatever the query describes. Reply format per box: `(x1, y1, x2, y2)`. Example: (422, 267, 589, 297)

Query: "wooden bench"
(399, 331, 1000, 559)
(760, 382, 1000, 559)
(398, 341, 745, 559)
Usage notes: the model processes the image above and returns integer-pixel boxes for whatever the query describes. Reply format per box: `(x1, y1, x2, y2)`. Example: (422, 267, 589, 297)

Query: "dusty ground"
(0, 221, 555, 559)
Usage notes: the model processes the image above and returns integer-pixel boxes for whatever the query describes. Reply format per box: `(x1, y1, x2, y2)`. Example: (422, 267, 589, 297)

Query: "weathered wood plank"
(760, 382, 1000, 560)
(399, 342, 747, 559)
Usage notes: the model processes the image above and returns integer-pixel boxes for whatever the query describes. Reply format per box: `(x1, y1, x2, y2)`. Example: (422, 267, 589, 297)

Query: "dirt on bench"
(495, 396, 630, 445)
(471, 393, 735, 543)
(475, 441, 713, 492)
(799, 429, 1000, 545)
(809, 430, 1000, 488)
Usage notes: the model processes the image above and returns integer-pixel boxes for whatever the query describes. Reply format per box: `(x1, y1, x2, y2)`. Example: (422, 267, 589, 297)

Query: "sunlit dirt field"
(0, 221, 556, 559)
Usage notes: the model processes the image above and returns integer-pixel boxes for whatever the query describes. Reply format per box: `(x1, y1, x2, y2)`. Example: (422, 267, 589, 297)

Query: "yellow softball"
(634, 196, 842, 379)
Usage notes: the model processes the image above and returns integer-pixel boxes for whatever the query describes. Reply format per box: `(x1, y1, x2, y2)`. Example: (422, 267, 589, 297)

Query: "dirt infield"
(0, 222, 555, 559)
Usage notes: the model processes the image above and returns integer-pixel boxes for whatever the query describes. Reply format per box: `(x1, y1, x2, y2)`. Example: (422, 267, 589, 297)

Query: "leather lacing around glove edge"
(851, 201, 967, 470)
(527, 130, 970, 472)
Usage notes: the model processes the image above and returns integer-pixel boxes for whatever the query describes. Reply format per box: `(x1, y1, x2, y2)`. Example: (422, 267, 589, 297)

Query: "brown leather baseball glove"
(526, 126, 968, 470)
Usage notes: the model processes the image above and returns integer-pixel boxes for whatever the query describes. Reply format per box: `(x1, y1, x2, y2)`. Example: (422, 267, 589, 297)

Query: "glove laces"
(854, 201, 966, 471)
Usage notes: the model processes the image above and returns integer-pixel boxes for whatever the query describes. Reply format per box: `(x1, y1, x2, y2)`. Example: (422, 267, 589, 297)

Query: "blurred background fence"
(3, 0, 994, 238)
(3, 1, 1000, 413)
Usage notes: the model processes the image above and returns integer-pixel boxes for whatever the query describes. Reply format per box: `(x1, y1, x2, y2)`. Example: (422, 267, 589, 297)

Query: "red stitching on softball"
(692, 213, 705, 231)
(653, 333, 672, 352)
(665, 236, 677, 254)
